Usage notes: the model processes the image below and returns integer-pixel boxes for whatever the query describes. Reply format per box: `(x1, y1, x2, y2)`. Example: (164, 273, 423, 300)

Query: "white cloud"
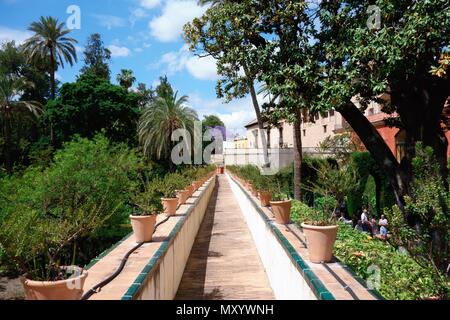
(149, 0, 208, 42)
(157, 45, 218, 80)
(140, 0, 161, 9)
(0, 26, 32, 44)
(108, 45, 131, 57)
(93, 14, 126, 30)
(130, 7, 148, 26)
(186, 55, 218, 81)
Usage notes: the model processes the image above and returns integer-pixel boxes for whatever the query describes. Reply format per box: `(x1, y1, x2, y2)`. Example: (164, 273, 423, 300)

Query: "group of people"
(332, 204, 389, 240)
(355, 209, 389, 240)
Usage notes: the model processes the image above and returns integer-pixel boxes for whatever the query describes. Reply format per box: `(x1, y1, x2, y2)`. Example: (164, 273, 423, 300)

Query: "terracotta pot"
(259, 191, 272, 207)
(162, 197, 179, 216)
(21, 266, 88, 300)
(301, 224, 339, 263)
(177, 189, 189, 205)
(130, 214, 157, 243)
(270, 200, 292, 224)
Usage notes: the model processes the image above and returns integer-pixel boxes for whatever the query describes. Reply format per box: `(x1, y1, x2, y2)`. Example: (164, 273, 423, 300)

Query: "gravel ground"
(0, 276, 25, 300)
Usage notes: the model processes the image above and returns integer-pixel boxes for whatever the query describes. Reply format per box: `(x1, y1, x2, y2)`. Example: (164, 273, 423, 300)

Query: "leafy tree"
(22, 16, 78, 100)
(155, 75, 174, 98)
(186, 0, 450, 215)
(116, 69, 136, 90)
(42, 73, 141, 146)
(387, 143, 449, 298)
(0, 41, 51, 103)
(0, 134, 143, 277)
(136, 82, 155, 107)
(184, 3, 272, 169)
(318, 133, 360, 165)
(316, 0, 450, 212)
(185, 1, 321, 200)
(138, 81, 198, 162)
(0, 75, 42, 172)
(80, 33, 112, 80)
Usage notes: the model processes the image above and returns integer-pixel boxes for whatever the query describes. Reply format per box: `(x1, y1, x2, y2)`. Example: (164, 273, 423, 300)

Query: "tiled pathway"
(175, 175, 274, 300)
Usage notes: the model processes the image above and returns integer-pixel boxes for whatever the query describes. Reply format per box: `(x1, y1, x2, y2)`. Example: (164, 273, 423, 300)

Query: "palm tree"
(138, 91, 198, 162)
(116, 69, 136, 90)
(0, 75, 42, 173)
(22, 16, 78, 100)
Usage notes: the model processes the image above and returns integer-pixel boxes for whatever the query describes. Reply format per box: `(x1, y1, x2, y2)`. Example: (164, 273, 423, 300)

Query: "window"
(329, 110, 335, 117)
(303, 129, 306, 137)
(323, 125, 327, 133)
(314, 113, 320, 121)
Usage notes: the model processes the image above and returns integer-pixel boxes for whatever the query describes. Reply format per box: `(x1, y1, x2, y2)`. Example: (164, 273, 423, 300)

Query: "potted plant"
(300, 196, 339, 263)
(160, 180, 179, 217)
(0, 203, 116, 300)
(131, 191, 163, 243)
(270, 192, 292, 224)
(301, 161, 358, 263)
(253, 175, 273, 207)
(168, 172, 190, 205)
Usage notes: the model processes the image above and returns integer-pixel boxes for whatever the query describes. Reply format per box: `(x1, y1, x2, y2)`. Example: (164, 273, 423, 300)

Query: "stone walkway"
(175, 175, 274, 300)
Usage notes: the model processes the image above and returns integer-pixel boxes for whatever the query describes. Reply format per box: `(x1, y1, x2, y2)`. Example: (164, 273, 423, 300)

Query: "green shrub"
(347, 152, 395, 217)
(0, 134, 144, 276)
(291, 200, 442, 300)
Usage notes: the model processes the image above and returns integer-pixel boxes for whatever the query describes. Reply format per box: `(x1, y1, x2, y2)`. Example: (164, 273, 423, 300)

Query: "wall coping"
(83, 176, 215, 300)
(228, 173, 383, 300)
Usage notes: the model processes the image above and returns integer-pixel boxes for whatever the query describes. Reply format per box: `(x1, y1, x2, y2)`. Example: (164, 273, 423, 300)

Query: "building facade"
(244, 97, 450, 163)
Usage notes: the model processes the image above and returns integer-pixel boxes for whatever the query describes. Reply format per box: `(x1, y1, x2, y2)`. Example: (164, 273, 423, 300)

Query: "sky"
(0, 0, 260, 137)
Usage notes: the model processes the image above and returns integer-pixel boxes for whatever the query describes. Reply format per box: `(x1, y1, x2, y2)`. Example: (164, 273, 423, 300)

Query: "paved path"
(176, 175, 274, 300)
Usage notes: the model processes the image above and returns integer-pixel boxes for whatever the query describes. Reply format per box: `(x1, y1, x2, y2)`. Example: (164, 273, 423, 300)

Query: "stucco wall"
(227, 174, 319, 300)
(132, 177, 216, 300)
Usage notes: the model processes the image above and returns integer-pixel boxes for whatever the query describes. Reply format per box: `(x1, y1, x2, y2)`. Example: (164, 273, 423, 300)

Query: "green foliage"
(0, 41, 51, 103)
(148, 177, 178, 199)
(80, 33, 112, 80)
(347, 152, 395, 217)
(291, 199, 336, 227)
(131, 185, 164, 216)
(318, 133, 359, 165)
(333, 223, 441, 300)
(138, 79, 198, 161)
(165, 172, 190, 192)
(386, 143, 449, 298)
(290, 204, 443, 299)
(22, 16, 78, 99)
(42, 73, 141, 146)
(116, 69, 136, 90)
(0, 134, 143, 278)
(304, 160, 359, 209)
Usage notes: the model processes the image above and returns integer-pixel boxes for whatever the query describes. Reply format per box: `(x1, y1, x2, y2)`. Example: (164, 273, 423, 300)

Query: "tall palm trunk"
(293, 109, 303, 201)
(246, 76, 270, 167)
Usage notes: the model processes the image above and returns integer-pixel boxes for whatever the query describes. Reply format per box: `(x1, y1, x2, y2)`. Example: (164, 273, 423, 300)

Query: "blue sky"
(0, 0, 259, 136)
